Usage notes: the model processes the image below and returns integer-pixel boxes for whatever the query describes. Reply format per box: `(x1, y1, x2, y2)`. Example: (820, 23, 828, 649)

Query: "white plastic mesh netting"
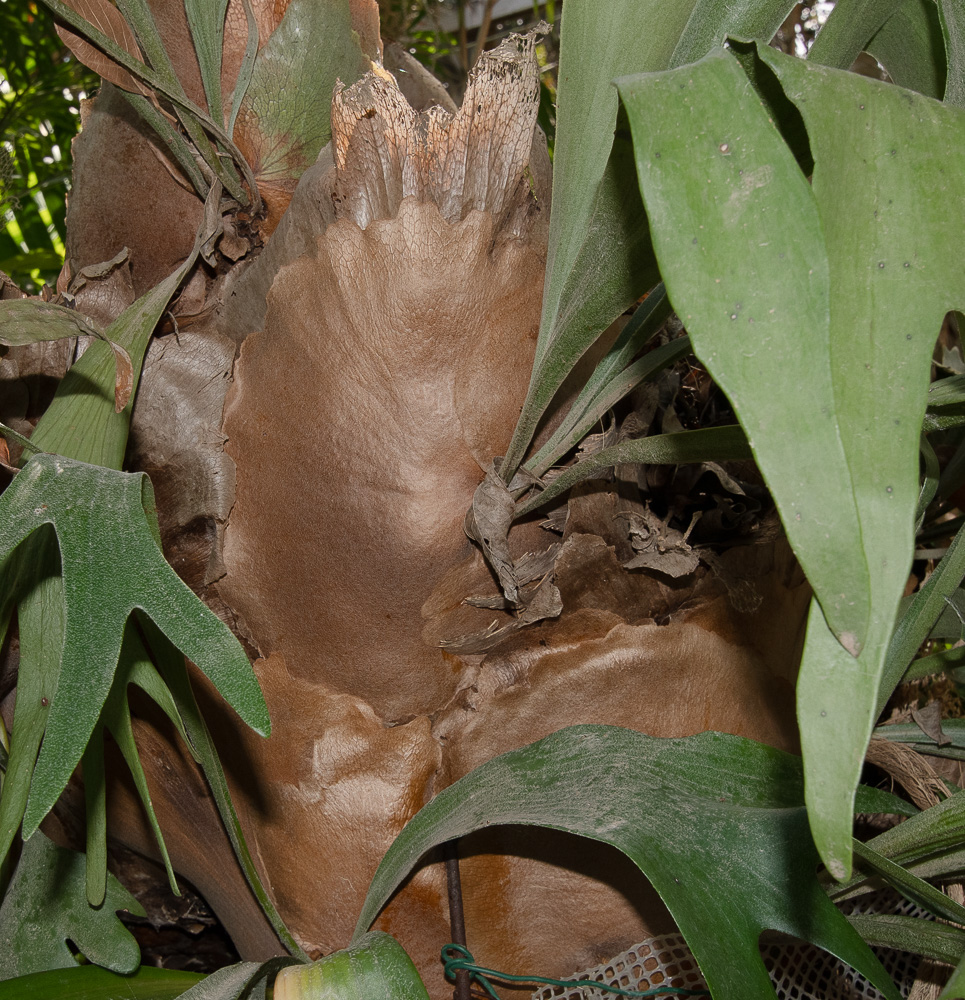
(531, 893, 925, 1000)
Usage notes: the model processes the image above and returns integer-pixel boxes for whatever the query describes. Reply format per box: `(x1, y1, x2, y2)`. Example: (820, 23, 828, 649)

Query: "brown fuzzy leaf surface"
(221, 194, 545, 718)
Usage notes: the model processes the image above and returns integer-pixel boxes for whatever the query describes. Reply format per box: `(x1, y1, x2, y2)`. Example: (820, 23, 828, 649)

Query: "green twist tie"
(441, 944, 710, 1000)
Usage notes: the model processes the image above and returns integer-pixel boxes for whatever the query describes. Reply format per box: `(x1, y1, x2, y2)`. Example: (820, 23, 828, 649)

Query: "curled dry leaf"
(63, 248, 137, 330)
(0, 299, 133, 412)
(464, 543, 562, 608)
(620, 507, 700, 578)
(108, 342, 134, 412)
(440, 574, 563, 655)
(0, 273, 26, 301)
(465, 464, 520, 605)
(56, 0, 152, 95)
(911, 701, 951, 746)
(69, 247, 131, 285)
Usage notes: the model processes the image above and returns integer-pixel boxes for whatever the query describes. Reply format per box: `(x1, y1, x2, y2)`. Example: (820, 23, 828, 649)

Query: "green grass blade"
(847, 914, 965, 967)
(828, 791, 965, 898)
(37, 1, 258, 206)
(916, 434, 941, 530)
(526, 284, 676, 476)
(525, 334, 690, 479)
(879, 519, 965, 714)
(852, 839, 965, 925)
(184, 0, 230, 125)
(501, 136, 658, 478)
(515, 425, 751, 518)
(502, 0, 798, 481)
(226, 0, 258, 137)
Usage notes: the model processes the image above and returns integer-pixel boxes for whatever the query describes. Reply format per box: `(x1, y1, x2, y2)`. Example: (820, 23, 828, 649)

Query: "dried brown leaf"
(72, 247, 130, 286)
(911, 701, 951, 747)
(56, 0, 152, 95)
(620, 508, 699, 578)
(440, 574, 562, 655)
(332, 26, 549, 228)
(0, 273, 25, 301)
(514, 543, 562, 586)
(0, 299, 133, 412)
(466, 464, 519, 605)
(109, 340, 134, 412)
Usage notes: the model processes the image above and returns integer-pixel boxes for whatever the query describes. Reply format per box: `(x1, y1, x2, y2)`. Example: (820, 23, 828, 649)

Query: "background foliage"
(0, 0, 97, 291)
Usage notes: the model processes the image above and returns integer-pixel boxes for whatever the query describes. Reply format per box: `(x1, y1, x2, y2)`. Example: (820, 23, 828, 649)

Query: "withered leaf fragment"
(0, 300, 134, 412)
(55, 0, 152, 95)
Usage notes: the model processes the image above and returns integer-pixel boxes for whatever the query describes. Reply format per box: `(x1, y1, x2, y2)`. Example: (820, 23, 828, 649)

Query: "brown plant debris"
(865, 738, 947, 811)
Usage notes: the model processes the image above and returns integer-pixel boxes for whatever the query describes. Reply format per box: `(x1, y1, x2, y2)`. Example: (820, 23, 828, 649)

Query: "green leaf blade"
(756, 42, 965, 879)
(503, 0, 799, 478)
(0, 533, 62, 873)
(0, 454, 269, 838)
(28, 249, 197, 468)
(0, 964, 203, 1000)
(0, 833, 143, 979)
(184, 0, 230, 125)
(516, 425, 751, 518)
(274, 933, 429, 1000)
(235, 0, 366, 187)
(616, 49, 871, 654)
(355, 726, 901, 1000)
(866, 0, 946, 100)
(807, 0, 903, 69)
(938, 0, 965, 107)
